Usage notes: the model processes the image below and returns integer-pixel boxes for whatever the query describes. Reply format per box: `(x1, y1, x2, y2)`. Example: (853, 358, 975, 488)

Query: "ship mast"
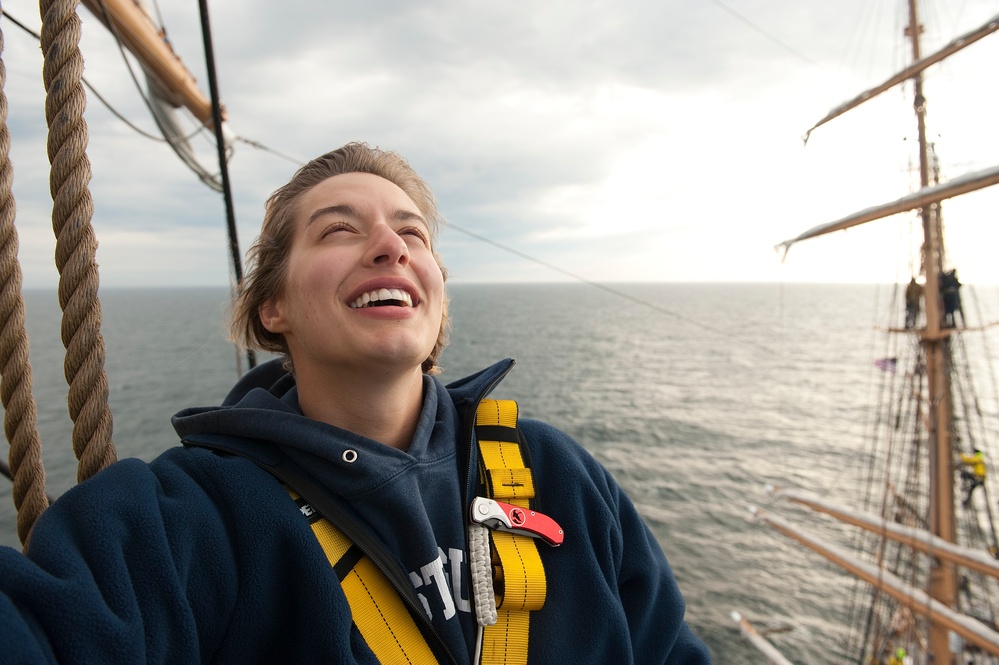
(907, 0, 958, 660)
(760, 4, 999, 663)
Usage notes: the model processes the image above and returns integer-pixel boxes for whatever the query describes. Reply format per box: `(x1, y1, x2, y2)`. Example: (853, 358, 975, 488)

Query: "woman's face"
(259, 172, 445, 377)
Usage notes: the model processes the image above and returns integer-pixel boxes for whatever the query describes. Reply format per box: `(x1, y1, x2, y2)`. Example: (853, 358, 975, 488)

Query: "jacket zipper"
(461, 361, 516, 509)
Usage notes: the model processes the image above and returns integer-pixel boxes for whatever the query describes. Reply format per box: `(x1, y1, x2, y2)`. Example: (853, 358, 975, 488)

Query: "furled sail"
(771, 488, 999, 579)
(776, 163, 999, 254)
(803, 14, 999, 143)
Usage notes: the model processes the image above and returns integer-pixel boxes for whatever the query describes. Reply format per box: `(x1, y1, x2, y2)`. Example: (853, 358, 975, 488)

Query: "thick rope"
(0, 19, 51, 547)
(39, 0, 116, 482)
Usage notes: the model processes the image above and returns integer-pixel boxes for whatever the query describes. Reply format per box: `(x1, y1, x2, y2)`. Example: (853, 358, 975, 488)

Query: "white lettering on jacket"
(409, 570, 433, 617)
(420, 557, 456, 620)
(408, 548, 472, 621)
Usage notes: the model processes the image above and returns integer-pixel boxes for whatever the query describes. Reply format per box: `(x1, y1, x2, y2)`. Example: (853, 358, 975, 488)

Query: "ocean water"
(2, 282, 999, 664)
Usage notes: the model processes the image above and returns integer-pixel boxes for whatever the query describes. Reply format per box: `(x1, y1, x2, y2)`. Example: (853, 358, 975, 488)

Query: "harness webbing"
(289, 492, 439, 665)
(475, 399, 547, 665)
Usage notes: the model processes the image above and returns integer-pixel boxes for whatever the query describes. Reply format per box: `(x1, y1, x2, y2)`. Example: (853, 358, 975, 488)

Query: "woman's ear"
(259, 299, 289, 334)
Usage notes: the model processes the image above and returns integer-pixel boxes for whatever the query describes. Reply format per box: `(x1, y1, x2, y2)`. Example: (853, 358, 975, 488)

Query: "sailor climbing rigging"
(960, 449, 987, 507)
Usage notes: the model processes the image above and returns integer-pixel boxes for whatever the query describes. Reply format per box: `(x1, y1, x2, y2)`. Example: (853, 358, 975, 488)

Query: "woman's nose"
(365, 223, 410, 266)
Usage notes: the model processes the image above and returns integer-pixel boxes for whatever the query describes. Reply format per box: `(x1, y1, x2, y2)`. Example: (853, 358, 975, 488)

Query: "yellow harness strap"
(475, 399, 548, 665)
(289, 491, 439, 665)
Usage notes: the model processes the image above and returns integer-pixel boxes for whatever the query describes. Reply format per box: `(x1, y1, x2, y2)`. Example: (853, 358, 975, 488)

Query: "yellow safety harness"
(289, 491, 440, 664)
(473, 399, 549, 665)
(291, 398, 555, 665)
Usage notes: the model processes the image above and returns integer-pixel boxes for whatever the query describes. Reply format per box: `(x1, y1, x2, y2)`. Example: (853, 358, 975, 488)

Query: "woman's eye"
(401, 226, 429, 245)
(320, 222, 354, 238)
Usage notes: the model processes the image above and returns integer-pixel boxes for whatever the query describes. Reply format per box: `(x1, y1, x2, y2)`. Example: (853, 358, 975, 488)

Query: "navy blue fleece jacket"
(0, 358, 710, 663)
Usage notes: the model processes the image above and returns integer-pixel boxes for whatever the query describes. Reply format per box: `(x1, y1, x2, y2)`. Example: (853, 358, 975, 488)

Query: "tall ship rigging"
(738, 1, 999, 663)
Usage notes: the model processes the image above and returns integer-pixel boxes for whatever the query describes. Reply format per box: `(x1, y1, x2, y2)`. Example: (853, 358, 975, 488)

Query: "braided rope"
(39, 0, 116, 482)
(469, 523, 498, 627)
(0, 20, 51, 547)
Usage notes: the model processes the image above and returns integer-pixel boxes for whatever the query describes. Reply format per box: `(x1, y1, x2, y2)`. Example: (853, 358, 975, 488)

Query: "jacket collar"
(444, 358, 515, 411)
(210, 355, 516, 412)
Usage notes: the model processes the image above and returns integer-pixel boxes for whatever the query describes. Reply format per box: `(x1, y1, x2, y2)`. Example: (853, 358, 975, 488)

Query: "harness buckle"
(470, 497, 564, 547)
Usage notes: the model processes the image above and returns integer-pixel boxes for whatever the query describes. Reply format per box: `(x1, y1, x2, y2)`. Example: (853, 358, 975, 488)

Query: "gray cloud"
(3, 0, 997, 287)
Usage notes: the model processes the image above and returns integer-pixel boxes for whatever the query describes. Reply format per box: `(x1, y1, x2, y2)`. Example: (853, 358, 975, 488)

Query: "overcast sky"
(3, 0, 998, 289)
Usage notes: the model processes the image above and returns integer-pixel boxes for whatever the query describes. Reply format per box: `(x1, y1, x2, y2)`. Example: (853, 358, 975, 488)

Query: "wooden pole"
(79, 0, 218, 126)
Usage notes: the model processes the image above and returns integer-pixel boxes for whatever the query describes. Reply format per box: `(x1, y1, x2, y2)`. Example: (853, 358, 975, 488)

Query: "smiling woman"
(230, 143, 450, 375)
(253, 169, 447, 447)
(0, 142, 711, 664)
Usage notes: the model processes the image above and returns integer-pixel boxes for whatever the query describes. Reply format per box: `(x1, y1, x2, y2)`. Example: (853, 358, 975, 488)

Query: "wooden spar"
(79, 0, 218, 126)
(772, 489, 999, 580)
(730, 612, 795, 665)
(753, 509, 999, 657)
(803, 14, 999, 142)
(775, 164, 999, 253)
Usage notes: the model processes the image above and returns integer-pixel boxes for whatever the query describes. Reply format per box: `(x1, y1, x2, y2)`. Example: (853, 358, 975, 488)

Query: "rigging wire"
(85, 1, 222, 191)
(148, 0, 167, 33)
(196, 0, 255, 370)
(704, 0, 821, 68)
(5, 4, 271, 196)
(0, 9, 172, 143)
(447, 222, 778, 356)
(233, 136, 304, 167)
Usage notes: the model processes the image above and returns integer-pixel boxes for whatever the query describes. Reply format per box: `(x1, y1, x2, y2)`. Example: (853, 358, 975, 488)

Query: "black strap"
(267, 458, 422, 607)
(331, 545, 365, 581)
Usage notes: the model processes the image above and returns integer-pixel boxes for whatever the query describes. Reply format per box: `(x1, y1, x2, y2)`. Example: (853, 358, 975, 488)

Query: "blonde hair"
(230, 142, 449, 373)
